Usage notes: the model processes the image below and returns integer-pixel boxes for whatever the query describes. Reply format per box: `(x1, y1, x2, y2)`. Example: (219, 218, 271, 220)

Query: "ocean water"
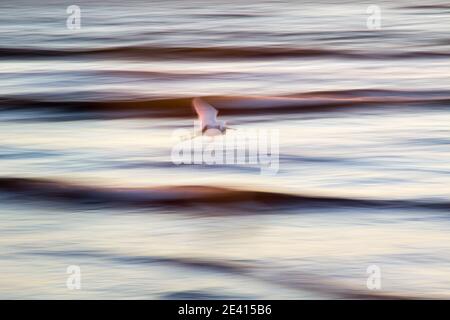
(1, 0, 450, 299)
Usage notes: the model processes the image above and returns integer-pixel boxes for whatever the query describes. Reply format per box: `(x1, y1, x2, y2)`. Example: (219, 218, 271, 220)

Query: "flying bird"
(192, 97, 231, 136)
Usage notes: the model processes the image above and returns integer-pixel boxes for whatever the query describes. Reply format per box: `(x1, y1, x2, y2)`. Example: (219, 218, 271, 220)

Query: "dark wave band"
(0, 177, 448, 212)
(2, 89, 450, 119)
(1, 46, 450, 60)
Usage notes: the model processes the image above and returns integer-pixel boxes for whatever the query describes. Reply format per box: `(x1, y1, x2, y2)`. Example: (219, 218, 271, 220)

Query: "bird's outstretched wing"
(180, 130, 202, 141)
(192, 98, 218, 129)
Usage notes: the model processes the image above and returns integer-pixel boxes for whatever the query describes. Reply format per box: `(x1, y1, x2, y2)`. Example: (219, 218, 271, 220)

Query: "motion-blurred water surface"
(1, 0, 450, 299)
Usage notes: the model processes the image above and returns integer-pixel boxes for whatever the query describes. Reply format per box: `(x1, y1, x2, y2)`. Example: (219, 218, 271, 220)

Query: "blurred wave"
(2, 45, 450, 60)
(1, 177, 449, 212)
(23, 248, 433, 299)
(1, 0, 450, 300)
(2, 89, 450, 119)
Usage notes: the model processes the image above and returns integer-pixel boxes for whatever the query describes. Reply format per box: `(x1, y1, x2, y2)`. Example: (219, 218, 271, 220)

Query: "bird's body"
(192, 98, 228, 136)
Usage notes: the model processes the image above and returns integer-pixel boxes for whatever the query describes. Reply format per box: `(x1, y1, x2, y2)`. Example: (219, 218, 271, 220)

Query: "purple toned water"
(1, 0, 450, 299)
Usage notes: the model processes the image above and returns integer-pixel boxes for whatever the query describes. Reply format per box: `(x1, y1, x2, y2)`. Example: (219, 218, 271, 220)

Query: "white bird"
(192, 97, 230, 136)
